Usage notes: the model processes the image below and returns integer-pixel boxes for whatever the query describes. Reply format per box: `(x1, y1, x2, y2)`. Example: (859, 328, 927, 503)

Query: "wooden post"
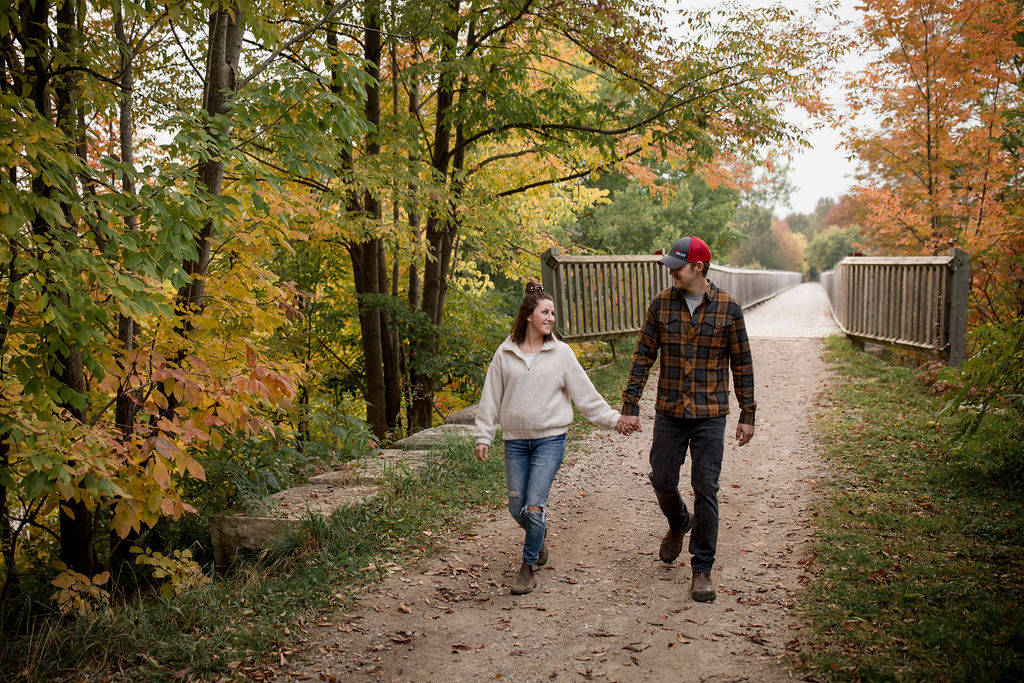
(946, 248, 971, 366)
(541, 248, 564, 338)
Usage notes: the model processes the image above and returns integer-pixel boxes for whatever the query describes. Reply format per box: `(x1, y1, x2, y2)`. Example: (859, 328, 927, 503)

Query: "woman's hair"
(510, 281, 554, 345)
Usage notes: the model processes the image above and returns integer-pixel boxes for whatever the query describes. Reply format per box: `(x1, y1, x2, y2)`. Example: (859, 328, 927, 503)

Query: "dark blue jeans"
(648, 414, 726, 574)
(504, 433, 566, 566)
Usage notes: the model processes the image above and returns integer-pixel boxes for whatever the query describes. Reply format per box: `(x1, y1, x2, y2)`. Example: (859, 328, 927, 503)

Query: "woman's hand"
(475, 443, 489, 461)
(616, 415, 641, 434)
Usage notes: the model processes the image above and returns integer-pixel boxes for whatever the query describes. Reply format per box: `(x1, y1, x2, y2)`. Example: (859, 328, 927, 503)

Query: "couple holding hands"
(473, 236, 756, 600)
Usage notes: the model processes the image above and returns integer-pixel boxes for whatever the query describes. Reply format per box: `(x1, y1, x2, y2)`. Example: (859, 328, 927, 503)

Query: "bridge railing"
(540, 248, 803, 343)
(820, 248, 970, 366)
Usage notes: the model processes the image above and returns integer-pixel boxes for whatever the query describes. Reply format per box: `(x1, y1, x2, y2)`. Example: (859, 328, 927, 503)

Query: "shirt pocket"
(701, 319, 729, 349)
(662, 314, 682, 337)
(661, 314, 683, 353)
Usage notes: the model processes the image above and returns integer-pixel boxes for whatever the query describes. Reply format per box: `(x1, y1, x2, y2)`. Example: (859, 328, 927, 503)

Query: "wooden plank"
(946, 249, 970, 366)
(586, 262, 597, 336)
(838, 255, 954, 266)
(925, 266, 938, 347)
(569, 263, 582, 337)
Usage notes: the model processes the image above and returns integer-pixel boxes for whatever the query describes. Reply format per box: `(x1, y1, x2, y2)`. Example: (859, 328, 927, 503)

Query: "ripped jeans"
(503, 433, 566, 566)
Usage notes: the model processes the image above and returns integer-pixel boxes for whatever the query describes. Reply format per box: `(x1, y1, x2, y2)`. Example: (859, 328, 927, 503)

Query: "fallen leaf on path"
(451, 642, 485, 653)
(622, 642, 648, 653)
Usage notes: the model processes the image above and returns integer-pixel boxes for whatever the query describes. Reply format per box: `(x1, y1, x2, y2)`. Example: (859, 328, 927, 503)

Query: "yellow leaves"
(131, 547, 211, 598)
(184, 455, 206, 481)
(151, 455, 172, 490)
(51, 563, 111, 615)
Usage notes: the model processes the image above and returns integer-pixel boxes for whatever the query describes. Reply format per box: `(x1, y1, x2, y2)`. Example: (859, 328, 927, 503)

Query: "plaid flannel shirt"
(621, 281, 756, 425)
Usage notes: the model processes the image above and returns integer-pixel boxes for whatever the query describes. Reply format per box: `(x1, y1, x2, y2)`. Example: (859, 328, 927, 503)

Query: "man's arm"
(621, 299, 661, 416)
(727, 303, 756, 438)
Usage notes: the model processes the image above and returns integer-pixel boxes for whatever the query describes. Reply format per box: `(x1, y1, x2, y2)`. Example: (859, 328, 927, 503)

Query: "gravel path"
(280, 284, 838, 682)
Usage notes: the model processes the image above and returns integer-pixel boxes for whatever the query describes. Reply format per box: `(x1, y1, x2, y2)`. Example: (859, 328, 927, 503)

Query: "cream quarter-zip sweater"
(473, 335, 621, 445)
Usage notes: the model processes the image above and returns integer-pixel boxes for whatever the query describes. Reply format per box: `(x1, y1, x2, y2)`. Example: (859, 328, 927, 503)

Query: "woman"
(474, 282, 636, 595)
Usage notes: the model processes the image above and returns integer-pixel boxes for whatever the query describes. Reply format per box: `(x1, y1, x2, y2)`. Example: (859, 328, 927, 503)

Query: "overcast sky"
(659, 0, 868, 216)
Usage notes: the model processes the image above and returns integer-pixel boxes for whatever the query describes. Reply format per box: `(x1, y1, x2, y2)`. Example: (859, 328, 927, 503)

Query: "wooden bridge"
(541, 247, 970, 366)
(821, 249, 970, 366)
(539, 248, 802, 343)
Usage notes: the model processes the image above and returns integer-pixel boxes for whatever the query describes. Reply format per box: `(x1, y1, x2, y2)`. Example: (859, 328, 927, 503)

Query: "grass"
(1, 437, 506, 682)
(798, 337, 1024, 681)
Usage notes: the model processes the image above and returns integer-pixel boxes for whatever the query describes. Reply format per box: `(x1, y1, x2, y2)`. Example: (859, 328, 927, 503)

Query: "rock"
(308, 450, 431, 484)
(446, 405, 479, 424)
(209, 419, 469, 570)
(209, 484, 379, 569)
(391, 423, 473, 449)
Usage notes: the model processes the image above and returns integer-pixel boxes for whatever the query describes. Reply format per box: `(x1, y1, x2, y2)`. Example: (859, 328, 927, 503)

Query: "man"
(619, 236, 756, 602)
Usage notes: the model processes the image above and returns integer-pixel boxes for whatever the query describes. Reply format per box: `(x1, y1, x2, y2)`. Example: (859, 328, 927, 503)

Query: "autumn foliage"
(843, 0, 1024, 322)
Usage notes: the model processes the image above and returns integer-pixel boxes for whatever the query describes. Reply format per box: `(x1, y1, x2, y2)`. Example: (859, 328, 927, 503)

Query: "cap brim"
(659, 254, 687, 269)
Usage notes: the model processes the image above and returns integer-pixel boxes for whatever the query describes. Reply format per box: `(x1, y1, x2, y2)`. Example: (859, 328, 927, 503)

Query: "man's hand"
(475, 443, 489, 461)
(616, 415, 641, 434)
(735, 422, 754, 446)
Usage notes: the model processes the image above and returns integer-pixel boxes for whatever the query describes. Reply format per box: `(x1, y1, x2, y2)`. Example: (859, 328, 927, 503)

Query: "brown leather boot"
(537, 538, 549, 567)
(691, 572, 716, 602)
(510, 561, 536, 595)
(658, 514, 694, 564)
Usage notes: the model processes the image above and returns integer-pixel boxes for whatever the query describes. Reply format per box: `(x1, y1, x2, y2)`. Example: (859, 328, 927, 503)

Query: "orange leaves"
(843, 0, 1024, 319)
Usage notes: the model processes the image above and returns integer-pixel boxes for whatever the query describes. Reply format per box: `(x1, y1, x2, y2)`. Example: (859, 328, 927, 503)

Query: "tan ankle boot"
(511, 560, 536, 595)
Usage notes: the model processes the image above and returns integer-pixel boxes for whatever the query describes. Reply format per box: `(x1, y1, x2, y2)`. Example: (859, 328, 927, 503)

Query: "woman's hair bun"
(525, 281, 545, 296)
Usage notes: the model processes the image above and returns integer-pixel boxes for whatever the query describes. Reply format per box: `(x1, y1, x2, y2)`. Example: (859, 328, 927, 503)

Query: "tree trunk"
(410, 2, 461, 430)
(0, 438, 15, 613)
(403, 80, 423, 432)
(348, 240, 389, 437)
(114, 5, 140, 435)
(39, 0, 94, 576)
(379, 241, 401, 428)
(346, 1, 405, 438)
(163, 3, 244, 419)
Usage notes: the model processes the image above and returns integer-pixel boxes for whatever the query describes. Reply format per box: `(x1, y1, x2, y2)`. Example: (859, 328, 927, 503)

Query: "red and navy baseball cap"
(659, 236, 711, 269)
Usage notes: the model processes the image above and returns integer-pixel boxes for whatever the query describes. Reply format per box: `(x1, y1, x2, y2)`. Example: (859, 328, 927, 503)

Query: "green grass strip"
(798, 337, 1024, 682)
(1, 439, 505, 681)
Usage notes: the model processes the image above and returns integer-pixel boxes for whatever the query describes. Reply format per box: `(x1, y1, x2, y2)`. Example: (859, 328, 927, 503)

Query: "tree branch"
(494, 145, 644, 197)
(239, 1, 354, 89)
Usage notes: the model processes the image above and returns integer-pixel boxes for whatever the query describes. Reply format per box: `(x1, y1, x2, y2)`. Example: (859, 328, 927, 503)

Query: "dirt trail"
(281, 285, 835, 682)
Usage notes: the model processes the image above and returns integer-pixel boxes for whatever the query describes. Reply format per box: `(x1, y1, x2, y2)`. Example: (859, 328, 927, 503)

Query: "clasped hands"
(616, 415, 642, 435)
